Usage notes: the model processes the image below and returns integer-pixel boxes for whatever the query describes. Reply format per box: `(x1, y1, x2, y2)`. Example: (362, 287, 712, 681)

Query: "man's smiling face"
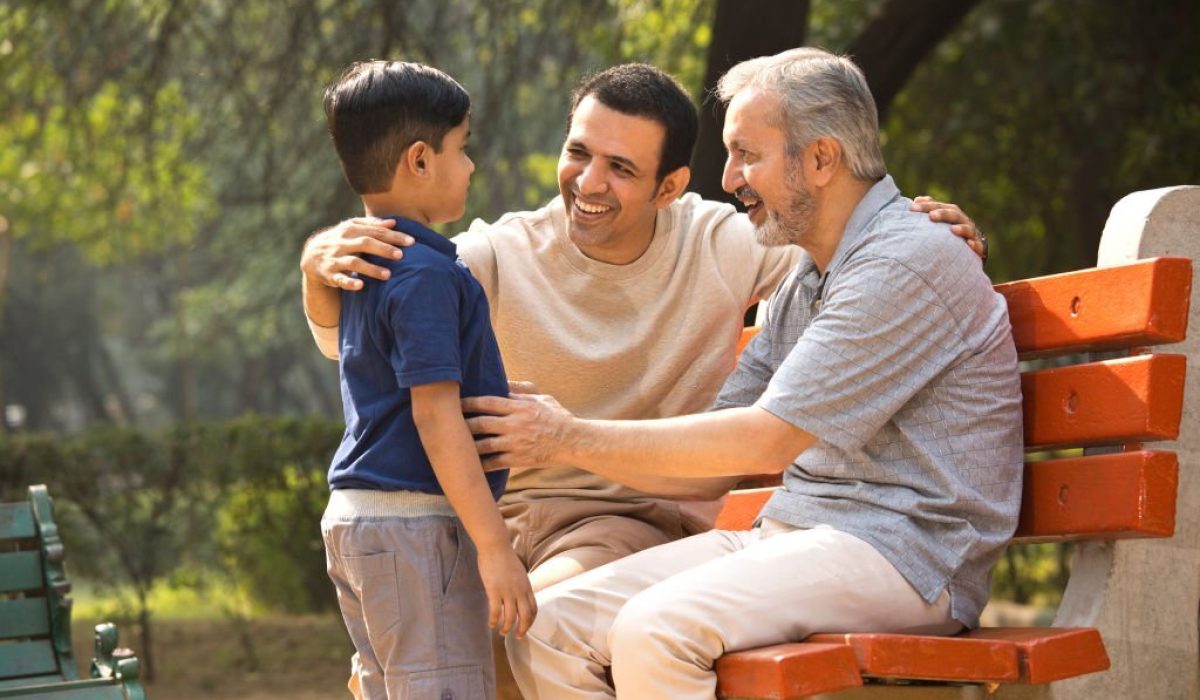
(721, 88, 816, 247)
(557, 95, 669, 264)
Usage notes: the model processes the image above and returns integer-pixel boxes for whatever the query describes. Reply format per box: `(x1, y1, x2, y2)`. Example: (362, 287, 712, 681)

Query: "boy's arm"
(411, 380, 537, 638)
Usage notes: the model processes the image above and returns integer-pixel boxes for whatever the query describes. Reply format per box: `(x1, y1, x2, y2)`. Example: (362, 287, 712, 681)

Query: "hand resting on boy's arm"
(411, 380, 537, 638)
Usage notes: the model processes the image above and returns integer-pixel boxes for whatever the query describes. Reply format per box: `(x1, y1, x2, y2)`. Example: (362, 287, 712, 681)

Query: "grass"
(70, 614, 354, 699)
(68, 581, 354, 699)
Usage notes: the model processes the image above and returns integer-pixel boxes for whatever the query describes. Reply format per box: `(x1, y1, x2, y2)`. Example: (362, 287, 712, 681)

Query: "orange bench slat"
(804, 632, 1020, 683)
(1022, 354, 1186, 450)
(1015, 450, 1177, 542)
(714, 488, 773, 531)
(996, 256, 1192, 359)
(962, 627, 1110, 683)
(717, 451, 1179, 542)
(715, 643, 863, 699)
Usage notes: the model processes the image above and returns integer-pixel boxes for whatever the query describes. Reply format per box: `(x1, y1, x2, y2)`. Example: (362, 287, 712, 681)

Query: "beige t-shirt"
(312, 193, 798, 530)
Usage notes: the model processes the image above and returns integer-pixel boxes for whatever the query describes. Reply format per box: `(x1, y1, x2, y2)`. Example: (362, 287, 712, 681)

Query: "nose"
(576, 160, 607, 196)
(721, 154, 742, 195)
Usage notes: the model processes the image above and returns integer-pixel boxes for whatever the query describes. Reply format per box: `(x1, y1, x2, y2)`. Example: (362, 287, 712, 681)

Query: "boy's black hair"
(324, 61, 470, 195)
(568, 64, 698, 183)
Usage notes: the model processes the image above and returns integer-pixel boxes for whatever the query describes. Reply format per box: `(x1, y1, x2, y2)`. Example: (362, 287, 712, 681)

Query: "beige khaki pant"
(506, 520, 961, 700)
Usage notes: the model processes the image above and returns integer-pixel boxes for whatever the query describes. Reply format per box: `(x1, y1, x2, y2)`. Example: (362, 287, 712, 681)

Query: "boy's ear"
(404, 141, 433, 179)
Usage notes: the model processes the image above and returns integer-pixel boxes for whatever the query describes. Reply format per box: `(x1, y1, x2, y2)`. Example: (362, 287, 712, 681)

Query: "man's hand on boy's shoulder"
(301, 217, 416, 291)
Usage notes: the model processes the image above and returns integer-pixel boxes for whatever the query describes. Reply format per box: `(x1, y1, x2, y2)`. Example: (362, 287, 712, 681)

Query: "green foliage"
(990, 543, 1072, 609)
(215, 465, 333, 614)
(0, 414, 343, 616)
(881, 0, 1200, 280)
(0, 0, 725, 428)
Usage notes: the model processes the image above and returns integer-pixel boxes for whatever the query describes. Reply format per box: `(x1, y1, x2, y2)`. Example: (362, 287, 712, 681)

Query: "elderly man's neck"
(806, 174, 875, 274)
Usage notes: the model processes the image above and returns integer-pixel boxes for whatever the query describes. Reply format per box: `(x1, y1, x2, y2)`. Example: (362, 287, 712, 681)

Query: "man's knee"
(609, 590, 708, 663)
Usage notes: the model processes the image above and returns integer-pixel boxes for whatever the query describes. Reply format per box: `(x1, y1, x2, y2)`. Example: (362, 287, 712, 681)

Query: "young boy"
(317, 60, 535, 700)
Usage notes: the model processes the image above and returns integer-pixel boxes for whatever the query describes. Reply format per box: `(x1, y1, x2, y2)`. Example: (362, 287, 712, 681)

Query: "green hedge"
(0, 415, 343, 614)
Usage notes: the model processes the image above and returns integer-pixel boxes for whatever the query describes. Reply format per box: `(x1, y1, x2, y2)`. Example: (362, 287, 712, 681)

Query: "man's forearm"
(559, 406, 813, 485)
(302, 272, 342, 328)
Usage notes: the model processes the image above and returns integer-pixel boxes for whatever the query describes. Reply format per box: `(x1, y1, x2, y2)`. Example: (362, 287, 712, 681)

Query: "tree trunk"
(136, 589, 156, 681)
(846, 0, 983, 121)
(689, 0, 810, 204)
(0, 227, 9, 434)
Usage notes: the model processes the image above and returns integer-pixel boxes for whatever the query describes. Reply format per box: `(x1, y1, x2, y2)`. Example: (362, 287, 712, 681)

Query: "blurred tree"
(0, 0, 698, 428)
(0, 0, 1196, 431)
(883, 0, 1200, 280)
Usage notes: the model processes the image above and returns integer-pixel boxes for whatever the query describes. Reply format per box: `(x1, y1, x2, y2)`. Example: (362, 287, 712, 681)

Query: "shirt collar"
(822, 174, 901, 278)
(387, 217, 458, 259)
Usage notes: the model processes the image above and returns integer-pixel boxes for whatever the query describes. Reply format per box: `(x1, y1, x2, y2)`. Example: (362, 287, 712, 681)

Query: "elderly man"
(464, 48, 1023, 699)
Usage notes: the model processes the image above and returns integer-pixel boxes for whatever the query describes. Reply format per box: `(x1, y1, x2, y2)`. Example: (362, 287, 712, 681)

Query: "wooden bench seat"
(713, 252, 1194, 698)
(0, 486, 147, 700)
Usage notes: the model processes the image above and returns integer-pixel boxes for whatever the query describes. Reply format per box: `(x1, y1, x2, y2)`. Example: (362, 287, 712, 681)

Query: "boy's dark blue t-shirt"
(329, 217, 508, 500)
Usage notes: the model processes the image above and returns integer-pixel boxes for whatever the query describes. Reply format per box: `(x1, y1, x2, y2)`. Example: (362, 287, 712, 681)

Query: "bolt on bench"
(0, 485, 148, 700)
(713, 186, 1199, 699)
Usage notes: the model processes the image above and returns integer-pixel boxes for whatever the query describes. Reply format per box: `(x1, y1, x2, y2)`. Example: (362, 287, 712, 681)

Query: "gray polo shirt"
(714, 176, 1022, 627)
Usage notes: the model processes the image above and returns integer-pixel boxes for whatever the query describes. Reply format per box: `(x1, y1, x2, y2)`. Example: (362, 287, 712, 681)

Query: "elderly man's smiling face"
(720, 88, 815, 247)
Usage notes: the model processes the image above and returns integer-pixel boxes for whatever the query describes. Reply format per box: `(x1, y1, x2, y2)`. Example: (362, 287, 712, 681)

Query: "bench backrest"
(718, 256, 1192, 549)
(0, 486, 77, 686)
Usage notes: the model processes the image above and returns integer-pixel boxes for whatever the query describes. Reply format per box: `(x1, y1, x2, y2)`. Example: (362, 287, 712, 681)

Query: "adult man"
(462, 48, 1022, 699)
(301, 64, 984, 595)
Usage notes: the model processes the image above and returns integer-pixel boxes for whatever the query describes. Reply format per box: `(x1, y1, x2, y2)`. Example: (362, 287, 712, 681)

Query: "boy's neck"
(361, 193, 430, 226)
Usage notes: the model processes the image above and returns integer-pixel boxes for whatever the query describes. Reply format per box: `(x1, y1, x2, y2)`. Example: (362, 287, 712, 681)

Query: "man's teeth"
(575, 199, 611, 214)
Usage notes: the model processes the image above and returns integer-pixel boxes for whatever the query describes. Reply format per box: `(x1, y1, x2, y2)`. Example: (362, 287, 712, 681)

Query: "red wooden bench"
(713, 187, 1199, 699)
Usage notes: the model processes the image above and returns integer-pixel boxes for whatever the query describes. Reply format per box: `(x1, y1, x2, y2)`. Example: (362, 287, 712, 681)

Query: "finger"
(329, 273, 364, 291)
(911, 195, 932, 204)
(473, 436, 505, 456)
(480, 453, 510, 472)
(501, 596, 518, 636)
(350, 235, 407, 261)
(465, 415, 504, 436)
(350, 216, 397, 228)
(341, 255, 393, 280)
(487, 595, 500, 631)
(930, 207, 967, 225)
(462, 395, 520, 415)
(515, 593, 538, 638)
(508, 380, 538, 395)
(948, 223, 976, 240)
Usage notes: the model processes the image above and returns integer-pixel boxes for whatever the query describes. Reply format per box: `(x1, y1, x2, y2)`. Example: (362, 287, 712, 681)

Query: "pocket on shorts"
(399, 664, 486, 700)
(342, 551, 402, 637)
(433, 521, 463, 596)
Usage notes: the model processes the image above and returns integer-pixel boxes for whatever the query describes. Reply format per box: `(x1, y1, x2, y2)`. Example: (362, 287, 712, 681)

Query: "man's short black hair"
(568, 64, 698, 183)
(324, 61, 470, 195)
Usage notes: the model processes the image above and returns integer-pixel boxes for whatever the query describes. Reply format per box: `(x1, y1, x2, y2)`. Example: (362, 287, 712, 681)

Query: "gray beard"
(754, 180, 815, 247)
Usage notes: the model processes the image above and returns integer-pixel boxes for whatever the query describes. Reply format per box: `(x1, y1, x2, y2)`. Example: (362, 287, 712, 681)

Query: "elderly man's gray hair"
(716, 48, 886, 181)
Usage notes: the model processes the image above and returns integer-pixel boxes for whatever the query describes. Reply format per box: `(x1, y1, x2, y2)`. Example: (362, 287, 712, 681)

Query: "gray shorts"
(322, 507, 493, 699)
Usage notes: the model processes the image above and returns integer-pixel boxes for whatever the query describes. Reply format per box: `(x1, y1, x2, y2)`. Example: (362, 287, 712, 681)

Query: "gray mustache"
(735, 186, 760, 201)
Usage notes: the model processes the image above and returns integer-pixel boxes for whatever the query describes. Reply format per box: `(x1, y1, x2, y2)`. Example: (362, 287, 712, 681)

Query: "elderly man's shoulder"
(867, 202, 976, 270)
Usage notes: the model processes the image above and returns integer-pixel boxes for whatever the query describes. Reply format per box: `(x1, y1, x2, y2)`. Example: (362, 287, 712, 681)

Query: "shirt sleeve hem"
(396, 368, 462, 388)
(756, 395, 865, 452)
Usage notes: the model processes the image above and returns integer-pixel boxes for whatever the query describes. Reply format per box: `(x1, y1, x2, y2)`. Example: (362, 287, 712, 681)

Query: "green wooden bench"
(713, 186, 1200, 699)
(0, 485, 147, 700)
